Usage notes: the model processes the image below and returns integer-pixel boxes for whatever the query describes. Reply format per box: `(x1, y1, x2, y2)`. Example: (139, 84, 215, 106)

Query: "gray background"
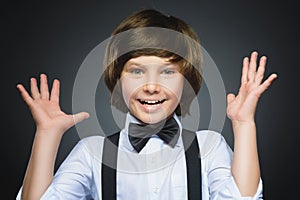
(2, 0, 298, 199)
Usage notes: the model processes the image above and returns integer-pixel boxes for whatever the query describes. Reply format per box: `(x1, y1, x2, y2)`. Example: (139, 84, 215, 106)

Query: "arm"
(226, 51, 277, 196)
(17, 74, 89, 200)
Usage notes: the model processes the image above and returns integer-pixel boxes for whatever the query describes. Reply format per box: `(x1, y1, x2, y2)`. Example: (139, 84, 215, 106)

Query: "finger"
(17, 84, 33, 106)
(64, 112, 89, 131)
(73, 112, 90, 125)
(50, 79, 60, 103)
(241, 57, 249, 84)
(40, 74, 50, 99)
(30, 77, 40, 99)
(248, 51, 258, 82)
(255, 56, 267, 84)
(227, 93, 236, 104)
(257, 73, 277, 95)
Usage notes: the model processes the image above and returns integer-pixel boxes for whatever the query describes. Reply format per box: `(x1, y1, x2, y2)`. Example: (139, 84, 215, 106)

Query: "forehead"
(125, 56, 173, 67)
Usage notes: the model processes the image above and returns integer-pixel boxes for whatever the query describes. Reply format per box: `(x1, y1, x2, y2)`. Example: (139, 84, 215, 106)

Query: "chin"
(134, 111, 172, 125)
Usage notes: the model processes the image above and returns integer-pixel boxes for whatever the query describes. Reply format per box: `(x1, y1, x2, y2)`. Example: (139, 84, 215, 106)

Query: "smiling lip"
(137, 99, 166, 112)
(138, 99, 166, 105)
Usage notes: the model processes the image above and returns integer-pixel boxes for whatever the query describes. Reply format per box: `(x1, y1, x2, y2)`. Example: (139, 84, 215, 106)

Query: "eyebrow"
(126, 61, 172, 67)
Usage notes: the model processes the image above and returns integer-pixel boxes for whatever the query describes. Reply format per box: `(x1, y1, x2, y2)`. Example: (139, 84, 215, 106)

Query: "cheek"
(161, 76, 184, 100)
(120, 78, 140, 105)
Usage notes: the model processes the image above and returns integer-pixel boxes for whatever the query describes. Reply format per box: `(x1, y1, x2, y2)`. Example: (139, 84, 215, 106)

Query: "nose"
(143, 82, 161, 94)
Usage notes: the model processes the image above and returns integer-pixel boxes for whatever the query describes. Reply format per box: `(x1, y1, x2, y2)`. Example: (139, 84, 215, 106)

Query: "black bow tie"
(128, 117, 180, 153)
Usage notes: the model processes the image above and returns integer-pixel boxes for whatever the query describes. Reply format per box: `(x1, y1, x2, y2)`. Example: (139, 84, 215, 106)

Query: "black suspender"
(102, 132, 120, 200)
(101, 129, 202, 200)
(182, 129, 202, 200)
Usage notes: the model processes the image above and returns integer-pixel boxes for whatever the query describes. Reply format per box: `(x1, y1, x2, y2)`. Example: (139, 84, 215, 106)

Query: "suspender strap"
(102, 130, 202, 200)
(182, 129, 202, 200)
(102, 132, 120, 200)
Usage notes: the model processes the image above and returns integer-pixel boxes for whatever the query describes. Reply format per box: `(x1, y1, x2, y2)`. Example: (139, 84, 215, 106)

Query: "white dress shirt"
(16, 113, 263, 199)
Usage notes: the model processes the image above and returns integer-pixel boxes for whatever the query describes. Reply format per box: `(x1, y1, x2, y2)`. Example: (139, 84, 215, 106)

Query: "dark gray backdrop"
(2, 0, 298, 199)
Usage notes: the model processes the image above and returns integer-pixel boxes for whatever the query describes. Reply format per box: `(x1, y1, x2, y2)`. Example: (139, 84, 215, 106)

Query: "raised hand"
(226, 51, 277, 123)
(17, 74, 89, 135)
(227, 51, 277, 196)
(17, 74, 89, 199)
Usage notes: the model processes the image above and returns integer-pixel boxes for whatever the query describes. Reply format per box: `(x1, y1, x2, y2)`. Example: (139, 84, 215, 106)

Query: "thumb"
(227, 93, 236, 104)
(73, 112, 90, 125)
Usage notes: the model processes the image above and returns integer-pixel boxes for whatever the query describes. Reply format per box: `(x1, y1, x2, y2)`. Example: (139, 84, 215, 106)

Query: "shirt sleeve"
(16, 139, 95, 200)
(204, 132, 263, 199)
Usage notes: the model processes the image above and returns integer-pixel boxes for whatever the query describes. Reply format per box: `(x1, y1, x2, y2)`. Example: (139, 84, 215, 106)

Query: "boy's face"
(120, 56, 184, 124)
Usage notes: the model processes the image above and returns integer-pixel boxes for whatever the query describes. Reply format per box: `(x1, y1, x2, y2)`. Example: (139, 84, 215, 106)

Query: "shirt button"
(153, 187, 159, 194)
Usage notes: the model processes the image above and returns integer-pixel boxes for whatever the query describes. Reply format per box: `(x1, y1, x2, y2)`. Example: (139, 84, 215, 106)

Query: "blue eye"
(130, 69, 143, 75)
(162, 69, 175, 74)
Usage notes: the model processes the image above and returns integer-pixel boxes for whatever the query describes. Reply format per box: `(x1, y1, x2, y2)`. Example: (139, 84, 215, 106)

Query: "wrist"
(231, 119, 255, 127)
(35, 126, 64, 142)
(32, 128, 63, 160)
(231, 120, 256, 138)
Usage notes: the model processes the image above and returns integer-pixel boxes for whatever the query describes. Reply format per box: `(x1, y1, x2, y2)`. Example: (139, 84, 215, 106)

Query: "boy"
(16, 9, 277, 199)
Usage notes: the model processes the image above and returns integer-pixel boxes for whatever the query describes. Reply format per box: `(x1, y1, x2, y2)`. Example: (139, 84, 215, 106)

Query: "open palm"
(227, 51, 277, 123)
(17, 74, 89, 135)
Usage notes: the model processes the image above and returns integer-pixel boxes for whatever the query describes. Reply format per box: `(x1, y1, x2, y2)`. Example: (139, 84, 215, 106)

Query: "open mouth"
(138, 99, 166, 105)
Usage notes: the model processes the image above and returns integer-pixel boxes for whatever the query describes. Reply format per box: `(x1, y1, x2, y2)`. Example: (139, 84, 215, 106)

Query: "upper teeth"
(139, 99, 165, 105)
(146, 100, 158, 104)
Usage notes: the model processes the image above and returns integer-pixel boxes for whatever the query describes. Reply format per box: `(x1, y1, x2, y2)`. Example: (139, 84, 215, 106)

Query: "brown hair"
(103, 9, 203, 116)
